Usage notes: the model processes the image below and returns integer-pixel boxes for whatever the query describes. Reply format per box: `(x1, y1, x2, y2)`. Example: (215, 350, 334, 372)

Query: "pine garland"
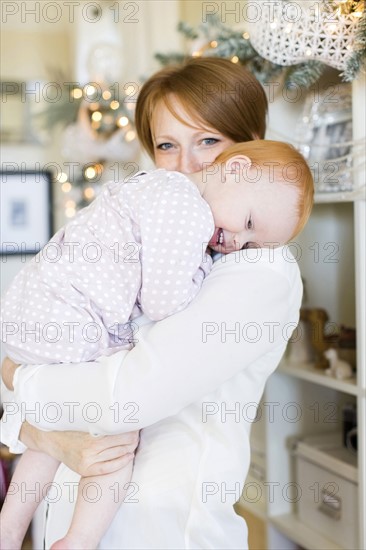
(155, 8, 366, 88)
(342, 11, 366, 81)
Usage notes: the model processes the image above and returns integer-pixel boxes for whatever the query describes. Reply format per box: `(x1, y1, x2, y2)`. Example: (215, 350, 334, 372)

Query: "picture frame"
(296, 84, 353, 193)
(0, 170, 53, 255)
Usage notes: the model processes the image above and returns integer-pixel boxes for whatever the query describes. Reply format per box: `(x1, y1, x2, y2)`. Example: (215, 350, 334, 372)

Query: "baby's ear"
(225, 155, 251, 174)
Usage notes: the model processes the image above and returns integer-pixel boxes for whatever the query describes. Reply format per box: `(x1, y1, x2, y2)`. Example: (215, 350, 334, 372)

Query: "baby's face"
(207, 175, 300, 253)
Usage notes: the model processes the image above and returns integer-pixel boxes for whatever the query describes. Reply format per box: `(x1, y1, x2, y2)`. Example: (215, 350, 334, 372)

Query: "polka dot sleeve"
(137, 171, 215, 321)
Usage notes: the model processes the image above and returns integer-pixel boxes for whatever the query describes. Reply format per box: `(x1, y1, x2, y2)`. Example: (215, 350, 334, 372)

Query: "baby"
(0, 140, 313, 550)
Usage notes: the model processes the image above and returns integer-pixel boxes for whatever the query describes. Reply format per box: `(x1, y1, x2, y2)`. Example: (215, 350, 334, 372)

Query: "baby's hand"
(1, 357, 20, 391)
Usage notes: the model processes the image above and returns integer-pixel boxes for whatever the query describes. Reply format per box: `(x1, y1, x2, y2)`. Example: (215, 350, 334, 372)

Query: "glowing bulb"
(125, 84, 135, 96)
(110, 100, 120, 110)
(71, 88, 82, 99)
(243, 32, 250, 39)
(192, 51, 201, 57)
(118, 116, 129, 127)
(61, 182, 72, 193)
(125, 130, 136, 142)
(102, 90, 112, 100)
(89, 102, 100, 111)
(231, 56, 239, 64)
(65, 200, 76, 209)
(65, 207, 76, 218)
(84, 85, 97, 97)
(91, 111, 102, 122)
(85, 167, 97, 179)
(84, 187, 95, 199)
(210, 40, 218, 48)
(306, 49, 312, 56)
(57, 172, 68, 183)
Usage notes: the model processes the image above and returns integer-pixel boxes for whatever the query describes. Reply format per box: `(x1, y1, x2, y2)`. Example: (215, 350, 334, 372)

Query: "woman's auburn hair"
(215, 140, 314, 240)
(135, 57, 268, 158)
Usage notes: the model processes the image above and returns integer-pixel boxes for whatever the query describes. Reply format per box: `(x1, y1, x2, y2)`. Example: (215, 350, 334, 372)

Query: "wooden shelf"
(314, 187, 366, 203)
(235, 499, 267, 522)
(270, 513, 344, 550)
(278, 360, 358, 395)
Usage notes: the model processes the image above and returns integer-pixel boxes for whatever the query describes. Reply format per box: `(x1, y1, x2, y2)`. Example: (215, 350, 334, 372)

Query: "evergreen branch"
(342, 11, 366, 81)
(286, 61, 326, 88)
(177, 21, 199, 41)
(154, 53, 187, 66)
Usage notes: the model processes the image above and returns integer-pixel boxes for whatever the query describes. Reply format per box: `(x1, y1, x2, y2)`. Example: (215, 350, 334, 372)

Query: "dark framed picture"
(0, 171, 53, 255)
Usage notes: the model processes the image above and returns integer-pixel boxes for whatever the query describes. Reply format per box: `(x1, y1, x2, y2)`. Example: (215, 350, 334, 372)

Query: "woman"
(2, 58, 303, 549)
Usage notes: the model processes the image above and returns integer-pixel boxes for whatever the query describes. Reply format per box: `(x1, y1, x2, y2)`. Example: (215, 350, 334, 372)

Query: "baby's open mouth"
(216, 228, 224, 245)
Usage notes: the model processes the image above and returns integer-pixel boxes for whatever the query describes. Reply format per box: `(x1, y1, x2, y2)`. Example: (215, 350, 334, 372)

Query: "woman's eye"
(201, 138, 219, 146)
(156, 143, 173, 151)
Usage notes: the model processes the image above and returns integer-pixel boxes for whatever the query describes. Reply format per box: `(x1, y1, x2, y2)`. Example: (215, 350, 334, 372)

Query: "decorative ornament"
(294, 83, 366, 194)
(324, 348, 354, 379)
(249, 0, 364, 72)
(36, 79, 139, 217)
(155, 2, 366, 88)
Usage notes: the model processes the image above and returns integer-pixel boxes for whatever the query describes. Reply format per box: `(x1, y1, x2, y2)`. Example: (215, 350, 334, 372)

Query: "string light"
(83, 187, 95, 200)
(118, 116, 129, 127)
(84, 166, 97, 179)
(61, 182, 72, 193)
(231, 56, 239, 63)
(91, 111, 102, 122)
(65, 207, 76, 218)
(125, 130, 136, 142)
(102, 90, 112, 100)
(71, 88, 82, 99)
(57, 172, 68, 183)
(84, 85, 97, 98)
(110, 100, 120, 110)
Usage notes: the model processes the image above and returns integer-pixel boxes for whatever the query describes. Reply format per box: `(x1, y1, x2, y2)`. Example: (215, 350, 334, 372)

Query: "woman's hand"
(1, 357, 20, 390)
(20, 422, 140, 477)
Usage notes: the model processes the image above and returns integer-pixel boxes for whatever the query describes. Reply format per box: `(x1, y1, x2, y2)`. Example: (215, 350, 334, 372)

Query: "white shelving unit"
(240, 75, 365, 550)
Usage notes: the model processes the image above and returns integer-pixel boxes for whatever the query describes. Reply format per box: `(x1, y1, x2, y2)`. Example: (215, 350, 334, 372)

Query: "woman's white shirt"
(13, 246, 303, 549)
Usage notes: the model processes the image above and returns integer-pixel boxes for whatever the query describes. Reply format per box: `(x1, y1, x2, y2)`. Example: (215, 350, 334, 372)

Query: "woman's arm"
(14, 247, 302, 434)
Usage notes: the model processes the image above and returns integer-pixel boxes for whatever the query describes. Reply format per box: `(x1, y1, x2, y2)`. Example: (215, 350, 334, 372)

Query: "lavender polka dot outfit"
(1, 170, 214, 365)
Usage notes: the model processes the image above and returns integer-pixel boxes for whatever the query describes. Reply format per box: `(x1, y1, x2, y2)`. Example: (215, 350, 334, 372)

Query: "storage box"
(295, 433, 358, 549)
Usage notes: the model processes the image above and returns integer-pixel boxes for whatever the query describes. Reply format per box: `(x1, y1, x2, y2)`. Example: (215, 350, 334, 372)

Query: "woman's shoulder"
(212, 246, 302, 287)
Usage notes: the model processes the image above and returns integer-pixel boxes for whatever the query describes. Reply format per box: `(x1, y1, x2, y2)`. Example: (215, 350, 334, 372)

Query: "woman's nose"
(176, 151, 201, 174)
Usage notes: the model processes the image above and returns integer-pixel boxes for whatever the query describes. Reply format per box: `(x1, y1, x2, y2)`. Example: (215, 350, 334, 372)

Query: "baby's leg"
(50, 457, 134, 550)
(0, 449, 60, 550)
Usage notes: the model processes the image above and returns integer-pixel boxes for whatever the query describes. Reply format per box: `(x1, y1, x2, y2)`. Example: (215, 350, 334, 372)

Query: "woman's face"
(152, 97, 235, 174)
